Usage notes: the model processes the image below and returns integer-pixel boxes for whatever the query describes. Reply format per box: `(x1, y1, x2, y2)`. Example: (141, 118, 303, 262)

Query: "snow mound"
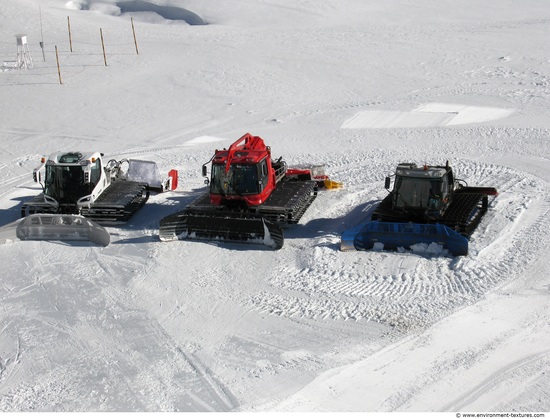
(342, 103, 515, 128)
(185, 136, 227, 145)
(408, 242, 452, 257)
(66, 0, 206, 25)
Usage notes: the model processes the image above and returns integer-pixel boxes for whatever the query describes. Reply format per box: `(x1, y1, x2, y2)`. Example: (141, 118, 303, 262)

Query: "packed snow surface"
(0, 0, 549, 412)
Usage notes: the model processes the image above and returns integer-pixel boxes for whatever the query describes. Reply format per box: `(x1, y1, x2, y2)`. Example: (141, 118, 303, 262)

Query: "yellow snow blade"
(324, 179, 343, 189)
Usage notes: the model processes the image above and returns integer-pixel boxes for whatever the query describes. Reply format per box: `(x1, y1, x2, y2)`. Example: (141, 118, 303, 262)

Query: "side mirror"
(384, 176, 391, 190)
(202, 165, 207, 177)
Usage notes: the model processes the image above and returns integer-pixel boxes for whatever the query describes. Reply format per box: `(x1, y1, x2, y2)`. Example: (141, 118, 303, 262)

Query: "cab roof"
(395, 163, 449, 179)
(212, 149, 268, 165)
(212, 133, 270, 167)
(46, 151, 102, 165)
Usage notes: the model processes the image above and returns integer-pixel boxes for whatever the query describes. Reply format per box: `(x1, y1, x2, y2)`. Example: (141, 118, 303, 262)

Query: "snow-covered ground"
(0, 0, 549, 412)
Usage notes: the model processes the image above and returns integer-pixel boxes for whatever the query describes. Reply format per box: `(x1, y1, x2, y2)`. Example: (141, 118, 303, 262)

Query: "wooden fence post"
(131, 17, 139, 55)
(67, 16, 73, 52)
(100, 28, 107, 66)
(55, 45, 62, 85)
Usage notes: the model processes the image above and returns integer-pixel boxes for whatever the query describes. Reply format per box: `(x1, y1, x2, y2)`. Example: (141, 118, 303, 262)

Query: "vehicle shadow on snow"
(113, 196, 380, 249)
(283, 200, 378, 250)
(114, 197, 379, 250)
(0, 194, 36, 227)
(109, 191, 201, 245)
(1, 192, 379, 251)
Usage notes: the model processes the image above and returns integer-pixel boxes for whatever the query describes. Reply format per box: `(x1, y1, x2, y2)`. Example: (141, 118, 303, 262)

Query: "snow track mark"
(443, 351, 550, 412)
(249, 160, 548, 331)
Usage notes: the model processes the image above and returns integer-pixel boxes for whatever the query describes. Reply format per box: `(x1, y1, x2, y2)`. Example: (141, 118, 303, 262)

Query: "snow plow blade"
(0, 214, 110, 246)
(323, 179, 343, 189)
(159, 210, 284, 249)
(341, 220, 468, 256)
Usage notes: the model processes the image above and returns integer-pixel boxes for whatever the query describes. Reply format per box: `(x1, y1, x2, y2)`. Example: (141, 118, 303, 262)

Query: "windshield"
(394, 177, 443, 209)
(210, 163, 259, 195)
(44, 165, 90, 203)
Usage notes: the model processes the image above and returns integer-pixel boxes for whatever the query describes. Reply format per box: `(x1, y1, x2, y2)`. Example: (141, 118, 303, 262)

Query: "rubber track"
(159, 207, 285, 249)
(81, 181, 149, 224)
(441, 191, 488, 237)
(21, 181, 149, 225)
(257, 180, 318, 224)
(158, 180, 317, 248)
(372, 189, 490, 237)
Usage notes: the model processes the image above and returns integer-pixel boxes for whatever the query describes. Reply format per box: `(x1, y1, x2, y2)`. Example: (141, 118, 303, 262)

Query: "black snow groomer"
(341, 162, 498, 256)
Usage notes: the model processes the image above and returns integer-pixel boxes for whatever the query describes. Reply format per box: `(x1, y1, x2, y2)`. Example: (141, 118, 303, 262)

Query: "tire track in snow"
(90, 246, 237, 411)
(0, 153, 41, 204)
(249, 159, 549, 331)
(442, 350, 550, 412)
(0, 240, 237, 411)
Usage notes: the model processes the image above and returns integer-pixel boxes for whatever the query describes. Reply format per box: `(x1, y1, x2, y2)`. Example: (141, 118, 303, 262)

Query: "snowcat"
(15, 151, 177, 244)
(159, 133, 341, 249)
(341, 162, 497, 256)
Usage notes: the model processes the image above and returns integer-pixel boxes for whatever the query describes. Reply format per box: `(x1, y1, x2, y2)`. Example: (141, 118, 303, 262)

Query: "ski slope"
(0, 0, 549, 412)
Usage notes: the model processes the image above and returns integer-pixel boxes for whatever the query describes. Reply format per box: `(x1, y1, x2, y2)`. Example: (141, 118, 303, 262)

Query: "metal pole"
(67, 16, 73, 52)
(39, 5, 46, 61)
(131, 17, 139, 55)
(100, 28, 107, 66)
(55, 45, 62, 84)
(40, 42, 45, 62)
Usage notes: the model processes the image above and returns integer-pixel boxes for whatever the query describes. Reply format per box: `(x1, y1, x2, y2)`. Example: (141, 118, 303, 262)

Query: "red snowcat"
(159, 133, 340, 249)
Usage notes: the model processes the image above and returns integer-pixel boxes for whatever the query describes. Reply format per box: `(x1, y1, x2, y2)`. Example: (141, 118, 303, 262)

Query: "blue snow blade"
(340, 220, 468, 256)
